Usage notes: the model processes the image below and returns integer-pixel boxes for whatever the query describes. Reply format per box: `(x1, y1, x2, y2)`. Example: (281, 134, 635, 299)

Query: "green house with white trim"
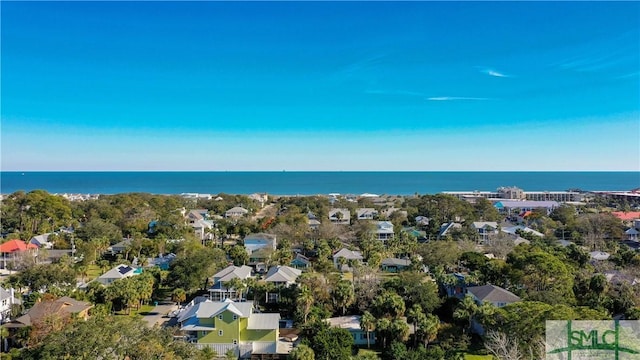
(178, 299, 281, 358)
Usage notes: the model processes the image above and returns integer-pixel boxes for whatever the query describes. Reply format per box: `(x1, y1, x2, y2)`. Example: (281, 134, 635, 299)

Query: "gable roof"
(611, 211, 640, 221)
(177, 299, 253, 323)
(98, 264, 138, 280)
(467, 285, 521, 304)
(264, 266, 302, 283)
(247, 313, 280, 330)
(381, 258, 411, 267)
(356, 208, 378, 217)
(212, 265, 252, 282)
(13, 297, 91, 327)
(0, 239, 38, 253)
(333, 248, 363, 261)
(472, 222, 498, 230)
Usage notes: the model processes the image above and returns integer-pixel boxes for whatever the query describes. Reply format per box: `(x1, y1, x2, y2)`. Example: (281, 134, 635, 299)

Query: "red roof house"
(0, 240, 38, 253)
(612, 212, 640, 222)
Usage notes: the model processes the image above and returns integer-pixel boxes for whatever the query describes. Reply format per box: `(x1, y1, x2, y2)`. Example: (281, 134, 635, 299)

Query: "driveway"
(141, 302, 178, 328)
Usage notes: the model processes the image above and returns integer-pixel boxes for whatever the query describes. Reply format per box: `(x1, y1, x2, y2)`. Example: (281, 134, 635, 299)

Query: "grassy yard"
(85, 264, 102, 281)
(115, 304, 155, 317)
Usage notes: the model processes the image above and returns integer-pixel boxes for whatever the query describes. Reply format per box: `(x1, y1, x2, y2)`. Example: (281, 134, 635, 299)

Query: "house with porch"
(376, 221, 394, 242)
(225, 206, 249, 219)
(329, 209, 351, 225)
(472, 222, 498, 243)
(290, 253, 311, 269)
(0, 286, 21, 323)
(332, 248, 363, 270)
(177, 299, 282, 358)
(209, 265, 253, 301)
(356, 208, 378, 220)
(326, 315, 375, 346)
(264, 266, 302, 303)
(0, 240, 38, 270)
(381, 258, 411, 273)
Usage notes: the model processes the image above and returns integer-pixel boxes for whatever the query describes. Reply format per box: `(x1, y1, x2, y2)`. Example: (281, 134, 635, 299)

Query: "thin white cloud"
(487, 70, 508, 77)
(427, 96, 490, 101)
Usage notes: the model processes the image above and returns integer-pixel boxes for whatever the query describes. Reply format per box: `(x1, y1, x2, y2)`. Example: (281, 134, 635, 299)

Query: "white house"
(329, 209, 351, 225)
(327, 315, 375, 346)
(356, 208, 378, 220)
(333, 248, 364, 269)
(96, 264, 141, 285)
(264, 266, 302, 303)
(209, 265, 253, 302)
(0, 286, 21, 323)
(376, 221, 394, 242)
(30, 233, 54, 249)
(472, 222, 498, 243)
(225, 206, 249, 219)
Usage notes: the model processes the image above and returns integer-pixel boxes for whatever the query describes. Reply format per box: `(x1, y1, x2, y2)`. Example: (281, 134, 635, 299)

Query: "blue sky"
(2, 1, 639, 171)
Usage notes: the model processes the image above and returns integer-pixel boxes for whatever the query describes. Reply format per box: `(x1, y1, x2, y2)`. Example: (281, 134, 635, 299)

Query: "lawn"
(85, 264, 102, 280)
(115, 304, 156, 317)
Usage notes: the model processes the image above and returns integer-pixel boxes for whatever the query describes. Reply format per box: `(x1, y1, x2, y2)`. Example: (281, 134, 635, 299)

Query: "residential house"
(624, 219, 640, 241)
(96, 264, 141, 285)
(438, 222, 462, 238)
(307, 212, 321, 230)
(192, 219, 215, 241)
(209, 265, 253, 302)
(249, 193, 269, 208)
(590, 251, 610, 261)
(329, 209, 351, 225)
(603, 270, 640, 286)
(29, 233, 54, 249)
(264, 266, 302, 303)
(376, 221, 394, 242)
(225, 206, 249, 219)
(611, 212, 640, 223)
(244, 233, 277, 254)
(500, 225, 544, 239)
(6, 296, 92, 330)
(326, 315, 375, 346)
(0, 240, 38, 269)
(244, 233, 277, 271)
(443, 273, 474, 298)
(494, 200, 559, 217)
(187, 209, 209, 224)
(290, 253, 311, 269)
(466, 285, 521, 308)
(146, 253, 177, 270)
(108, 238, 132, 255)
(0, 287, 21, 323)
(332, 248, 363, 269)
(381, 258, 411, 273)
(356, 208, 378, 220)
(177, 299, 282, 358)
(472, 222, 498, 243)
(415, 216, 430, 227)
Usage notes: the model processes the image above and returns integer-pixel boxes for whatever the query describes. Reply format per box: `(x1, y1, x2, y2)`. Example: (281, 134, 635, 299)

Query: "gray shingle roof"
(467, 285, 520, 304)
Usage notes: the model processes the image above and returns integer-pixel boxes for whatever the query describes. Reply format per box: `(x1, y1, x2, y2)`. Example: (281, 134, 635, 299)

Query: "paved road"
(141, 302, 178, 328)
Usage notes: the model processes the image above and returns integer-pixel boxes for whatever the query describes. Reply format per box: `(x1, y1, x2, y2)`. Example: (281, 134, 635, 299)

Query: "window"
(219, 330, 223, 336)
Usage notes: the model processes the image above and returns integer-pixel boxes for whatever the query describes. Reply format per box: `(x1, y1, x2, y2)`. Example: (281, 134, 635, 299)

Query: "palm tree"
(407, 304, 425, 347)
(360, 311, 376, 348)
(171, 288, 186, 306)
(420, 314, 440, 347)
(296, 285, 314, 324)
(332, 280, 355, 315)
(454, 295, 479, 334)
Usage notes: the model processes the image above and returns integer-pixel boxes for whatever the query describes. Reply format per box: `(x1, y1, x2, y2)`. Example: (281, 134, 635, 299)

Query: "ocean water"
(1, 172, 639, 196)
